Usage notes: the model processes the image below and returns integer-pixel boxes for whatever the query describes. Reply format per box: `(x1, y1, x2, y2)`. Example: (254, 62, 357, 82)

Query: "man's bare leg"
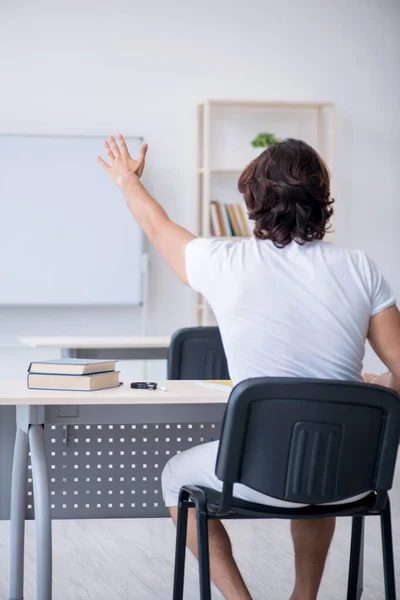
(169, 506, 252, 600)
(290, 518, 336, 600)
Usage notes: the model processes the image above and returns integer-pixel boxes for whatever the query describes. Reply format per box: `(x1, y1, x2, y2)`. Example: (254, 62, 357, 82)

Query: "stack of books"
(210, 201, 251, 237)
(27, 359, 121, 391)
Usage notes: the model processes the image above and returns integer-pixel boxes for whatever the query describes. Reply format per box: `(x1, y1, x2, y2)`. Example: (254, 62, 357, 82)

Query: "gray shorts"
(161, 440, 370, 508)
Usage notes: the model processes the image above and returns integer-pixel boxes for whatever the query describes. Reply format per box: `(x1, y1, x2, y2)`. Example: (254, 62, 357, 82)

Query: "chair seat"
(194, 486, 379, 519)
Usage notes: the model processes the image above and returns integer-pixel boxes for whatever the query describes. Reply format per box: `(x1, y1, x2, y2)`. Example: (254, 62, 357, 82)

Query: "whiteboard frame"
(0, 133, 147, 308)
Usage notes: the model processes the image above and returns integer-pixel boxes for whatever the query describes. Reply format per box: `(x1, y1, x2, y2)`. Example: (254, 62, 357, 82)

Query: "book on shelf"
(221, 204, 233, 236)
(210, 201, 251, 238)
(224, 204, 235, 236)
(213, 200, 226, 235)
(226, 204, 242, 236)
(235, 204, 251, 236)
(231, 205, 243, 236)
(210, 202, 220, 236)
(209, 213, 216, 236)
(27, 371, 121, 391)
(28, 358, 117, 376)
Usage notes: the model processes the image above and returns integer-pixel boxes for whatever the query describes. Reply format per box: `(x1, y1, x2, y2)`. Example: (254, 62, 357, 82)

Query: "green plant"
(251, 132, 280, 148)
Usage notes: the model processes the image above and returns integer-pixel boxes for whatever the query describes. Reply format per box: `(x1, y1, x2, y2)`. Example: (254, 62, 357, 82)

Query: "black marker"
(130, 381, 167, 391)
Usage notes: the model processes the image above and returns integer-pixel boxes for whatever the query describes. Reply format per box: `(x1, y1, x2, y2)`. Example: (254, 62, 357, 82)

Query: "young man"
(98, 135, 400, 600)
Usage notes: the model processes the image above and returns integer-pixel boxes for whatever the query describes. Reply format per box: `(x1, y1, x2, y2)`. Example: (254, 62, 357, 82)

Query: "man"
(98, 135, 400, 600)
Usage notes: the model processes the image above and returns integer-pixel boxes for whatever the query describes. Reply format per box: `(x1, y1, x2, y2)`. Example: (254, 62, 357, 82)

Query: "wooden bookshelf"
(196, 99, 335, 325)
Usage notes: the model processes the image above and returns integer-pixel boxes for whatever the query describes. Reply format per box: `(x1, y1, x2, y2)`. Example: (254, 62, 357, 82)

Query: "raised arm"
(366, 305, 400, 394)
(97, 135, 196, 285)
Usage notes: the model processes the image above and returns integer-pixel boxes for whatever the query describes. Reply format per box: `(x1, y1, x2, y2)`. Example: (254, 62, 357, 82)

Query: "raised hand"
(97, 134, 148, 188)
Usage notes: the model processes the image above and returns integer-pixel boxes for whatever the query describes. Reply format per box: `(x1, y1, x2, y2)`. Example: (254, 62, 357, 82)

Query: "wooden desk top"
(0, 380, 229, 406)
(19, 336, 171, 350)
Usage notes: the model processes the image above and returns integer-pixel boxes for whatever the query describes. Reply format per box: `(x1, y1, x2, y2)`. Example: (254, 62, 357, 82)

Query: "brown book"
(236, 204, 251, 236)
(220, 204, 234, 236)
(209, 206, 217, 235)
(226, 204, 242, 236)
(213, 201, 226, 236)
(232, 205, 245, 236)
(224, 205, 235, 236)
(209, 215, 216, 236)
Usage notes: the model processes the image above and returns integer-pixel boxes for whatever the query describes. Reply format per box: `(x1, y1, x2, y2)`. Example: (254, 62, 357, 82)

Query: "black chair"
(173, 378, 400, 600)
(168, 327, 229, 380)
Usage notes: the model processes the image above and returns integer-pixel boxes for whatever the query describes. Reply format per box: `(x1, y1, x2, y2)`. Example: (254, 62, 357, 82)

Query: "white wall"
(0, 0, 399, 376)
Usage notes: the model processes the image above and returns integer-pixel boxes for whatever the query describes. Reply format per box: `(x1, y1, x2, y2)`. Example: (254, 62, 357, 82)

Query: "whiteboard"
(0, 135, 144, 305)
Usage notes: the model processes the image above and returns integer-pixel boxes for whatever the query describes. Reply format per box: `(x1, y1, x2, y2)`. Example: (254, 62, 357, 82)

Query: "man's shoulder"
(191, 236, 254, 255)
(311, 240, 366, 262)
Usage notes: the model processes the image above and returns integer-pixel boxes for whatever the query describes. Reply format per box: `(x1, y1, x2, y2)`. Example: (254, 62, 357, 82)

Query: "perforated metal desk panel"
(30, 405, 224, 519)
(2, 381, 228, 520)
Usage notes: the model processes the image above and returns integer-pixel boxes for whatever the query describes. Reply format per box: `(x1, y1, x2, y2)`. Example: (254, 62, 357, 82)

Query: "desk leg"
(9, 427, 29, 600)
(29, 425, 52, 600)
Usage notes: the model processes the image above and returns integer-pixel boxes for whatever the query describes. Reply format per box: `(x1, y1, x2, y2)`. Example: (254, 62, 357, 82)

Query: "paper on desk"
(194, 380, 233, 392)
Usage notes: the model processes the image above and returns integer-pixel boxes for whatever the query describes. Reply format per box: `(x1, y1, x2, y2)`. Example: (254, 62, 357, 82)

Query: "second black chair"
(168, 327, 229, 380)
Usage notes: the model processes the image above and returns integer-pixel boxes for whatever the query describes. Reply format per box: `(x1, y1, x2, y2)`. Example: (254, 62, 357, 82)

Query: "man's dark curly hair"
(238, 138, 334, 247)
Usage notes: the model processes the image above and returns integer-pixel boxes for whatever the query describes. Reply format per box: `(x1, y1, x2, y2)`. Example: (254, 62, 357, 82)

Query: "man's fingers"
(362, 373, 376, 383)
(138, 143, 148, 163)
(97, 156, 110, 170)
(101, 138, 147, 177)
(109, 136, 121, 157)
(137, 157, 146, 178)
(104, 141, 115, 161)
(137, 144, 148, 178)
(117, 134, 130, 159)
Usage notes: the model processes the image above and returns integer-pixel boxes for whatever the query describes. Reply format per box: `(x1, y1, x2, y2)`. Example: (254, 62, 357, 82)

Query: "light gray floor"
(0, 463, 399, 600)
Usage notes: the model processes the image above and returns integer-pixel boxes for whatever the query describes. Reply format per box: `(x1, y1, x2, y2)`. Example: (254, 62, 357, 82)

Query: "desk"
(19, 335, 171, 361)
(1, 381, 228, 600)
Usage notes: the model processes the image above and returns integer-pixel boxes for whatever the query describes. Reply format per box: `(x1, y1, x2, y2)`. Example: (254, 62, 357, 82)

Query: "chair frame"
(173, 486, 395, 600)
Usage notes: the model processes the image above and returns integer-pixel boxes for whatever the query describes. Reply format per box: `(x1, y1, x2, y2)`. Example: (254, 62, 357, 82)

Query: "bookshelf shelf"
(198, 168, 243, 175)
(196, 99, 335, 325)
(205, 99, 334, 110)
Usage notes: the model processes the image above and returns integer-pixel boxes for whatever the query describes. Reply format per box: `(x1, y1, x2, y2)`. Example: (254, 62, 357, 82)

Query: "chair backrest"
(168, 327, 229, 380)
(216, 378, 400, 504)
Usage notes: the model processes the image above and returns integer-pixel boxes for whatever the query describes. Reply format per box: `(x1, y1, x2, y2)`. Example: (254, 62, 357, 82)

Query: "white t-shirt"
(185, 238, 396, 385)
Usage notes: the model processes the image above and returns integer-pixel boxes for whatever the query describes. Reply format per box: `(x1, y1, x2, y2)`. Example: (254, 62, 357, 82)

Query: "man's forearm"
(121, 175, 169, 241)
(98, 135, 196, 285)
(119, 174, 196, 285)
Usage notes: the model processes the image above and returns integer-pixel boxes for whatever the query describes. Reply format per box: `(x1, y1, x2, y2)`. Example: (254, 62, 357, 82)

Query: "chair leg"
(173, 492, 190, 600)
(194, 491, 212, 600)
(381, 499, 397, 600)
(347, 516, 364, 600)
